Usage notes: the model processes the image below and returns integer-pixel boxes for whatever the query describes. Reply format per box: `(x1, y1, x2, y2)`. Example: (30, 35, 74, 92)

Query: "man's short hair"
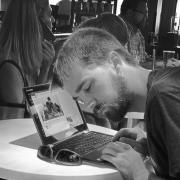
(120, 0, 148, 16)
(55, 27, 137, 84)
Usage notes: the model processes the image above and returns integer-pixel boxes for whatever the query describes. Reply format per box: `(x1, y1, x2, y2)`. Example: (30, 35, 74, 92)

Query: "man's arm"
(100, 142, 166, 180)
(146, 85, 180, 178)
(113, 127, 148, 157)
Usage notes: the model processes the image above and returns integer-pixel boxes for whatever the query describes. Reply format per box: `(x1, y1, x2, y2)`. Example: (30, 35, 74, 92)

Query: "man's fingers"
(119, 137, 147, 156)
(102, 142, 131, 155)
(100, 150, 132, 180)
(119, 137, 137, 147)
(113, 128, 137, 142)
(101, 148, 117, 157)
(100, 154, 117, 168)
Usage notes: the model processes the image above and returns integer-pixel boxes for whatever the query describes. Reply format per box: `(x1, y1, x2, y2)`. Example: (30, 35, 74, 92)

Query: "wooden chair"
(125, 112, 145, 128)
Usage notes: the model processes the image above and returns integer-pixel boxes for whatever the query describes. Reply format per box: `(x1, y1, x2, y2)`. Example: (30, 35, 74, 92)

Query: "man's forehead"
(70, 60, 102, 70)
(63, 62, 105, 89)
(63, 62, 84, 85)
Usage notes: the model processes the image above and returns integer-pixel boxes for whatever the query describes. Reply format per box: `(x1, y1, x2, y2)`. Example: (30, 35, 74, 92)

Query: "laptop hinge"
(52, 130, 89, 147)
(83, 130, 89, 133)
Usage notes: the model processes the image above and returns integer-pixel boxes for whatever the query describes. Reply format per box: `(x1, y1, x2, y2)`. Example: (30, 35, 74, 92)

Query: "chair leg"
(127, 118, 133, 128)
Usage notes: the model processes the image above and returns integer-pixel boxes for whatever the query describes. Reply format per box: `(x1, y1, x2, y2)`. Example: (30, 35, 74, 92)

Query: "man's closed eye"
(83, 80, 94, 93)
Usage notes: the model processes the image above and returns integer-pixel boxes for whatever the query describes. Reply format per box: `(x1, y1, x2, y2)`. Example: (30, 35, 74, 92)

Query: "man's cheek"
(96, 91, 117, 103)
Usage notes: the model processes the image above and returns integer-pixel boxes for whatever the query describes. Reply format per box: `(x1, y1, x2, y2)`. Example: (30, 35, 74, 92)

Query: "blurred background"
(1, 0, 180, 57)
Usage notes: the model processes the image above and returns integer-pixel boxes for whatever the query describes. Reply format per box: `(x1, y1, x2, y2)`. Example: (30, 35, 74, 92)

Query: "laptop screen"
(31, 89, 84, 137)
(24, 84, 88, 145)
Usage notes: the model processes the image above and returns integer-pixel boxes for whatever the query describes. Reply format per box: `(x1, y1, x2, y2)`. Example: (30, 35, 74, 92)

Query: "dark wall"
(159, 0, 177, 35)
(143, 0, 178, 55)
(147, 0, 158, 33)
(158, 0, 178, 54)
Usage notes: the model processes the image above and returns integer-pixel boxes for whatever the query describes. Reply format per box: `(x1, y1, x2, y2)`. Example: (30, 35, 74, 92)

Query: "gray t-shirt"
(145, 67, 180, 179)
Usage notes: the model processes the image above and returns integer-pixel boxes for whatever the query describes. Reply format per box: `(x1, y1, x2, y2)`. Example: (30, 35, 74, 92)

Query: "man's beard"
(93, 73, 131, 123)
(93, 77, 131, 123)
(93, 98, 130, 123)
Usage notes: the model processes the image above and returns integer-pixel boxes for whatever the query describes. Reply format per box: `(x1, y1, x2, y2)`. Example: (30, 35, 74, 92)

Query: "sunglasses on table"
(37, 144, 82, 166)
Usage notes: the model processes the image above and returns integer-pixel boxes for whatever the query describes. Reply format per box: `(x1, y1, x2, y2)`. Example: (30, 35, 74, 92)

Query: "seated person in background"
(119, 0, 148, 64)
(78, 12, 130, 129)
(79, 12, 129, 47)
(0, 0, 55, 119)
(54, 27, 180, 179)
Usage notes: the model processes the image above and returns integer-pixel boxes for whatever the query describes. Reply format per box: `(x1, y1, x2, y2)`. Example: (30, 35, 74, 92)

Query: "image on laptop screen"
(31, 89, 84, 137)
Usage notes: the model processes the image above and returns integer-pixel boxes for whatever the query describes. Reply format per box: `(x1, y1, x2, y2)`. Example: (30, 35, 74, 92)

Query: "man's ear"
(109, 51, 123, 67)
(108, 51, 123, 74)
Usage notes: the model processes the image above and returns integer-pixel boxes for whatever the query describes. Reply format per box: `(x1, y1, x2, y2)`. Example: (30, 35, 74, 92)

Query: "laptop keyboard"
(53, 131, 113, 155)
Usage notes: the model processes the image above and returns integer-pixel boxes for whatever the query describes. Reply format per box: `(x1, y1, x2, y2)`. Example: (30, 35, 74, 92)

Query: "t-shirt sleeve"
(146, 86, 180, 178)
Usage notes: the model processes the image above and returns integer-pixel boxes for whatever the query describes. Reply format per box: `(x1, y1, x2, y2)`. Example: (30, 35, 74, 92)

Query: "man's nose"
(80, 99, 96, 114)
(86, 100, 97, 109)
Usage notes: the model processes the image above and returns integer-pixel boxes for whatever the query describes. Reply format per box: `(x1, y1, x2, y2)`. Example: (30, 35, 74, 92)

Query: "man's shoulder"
(146, 68, 180, 118)
(148, 67, 180, 93)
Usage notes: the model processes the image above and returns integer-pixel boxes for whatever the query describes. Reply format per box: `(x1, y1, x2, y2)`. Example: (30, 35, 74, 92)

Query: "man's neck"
(124, 66, 151, 113)
(129, 94, 147, 112)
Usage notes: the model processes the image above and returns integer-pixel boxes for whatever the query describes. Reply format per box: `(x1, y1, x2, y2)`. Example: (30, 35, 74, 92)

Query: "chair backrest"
(0, 60, 28, 120)
(125, 112, 144, 128)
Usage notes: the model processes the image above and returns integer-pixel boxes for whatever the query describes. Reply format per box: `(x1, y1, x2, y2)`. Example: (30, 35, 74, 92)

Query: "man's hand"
(101, 142, 149, 180)
(113, 128, 148, 157)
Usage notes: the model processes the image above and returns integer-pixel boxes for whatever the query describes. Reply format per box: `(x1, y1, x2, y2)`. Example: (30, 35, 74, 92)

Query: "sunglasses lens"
(55, 149, 82, 166)
(38, 145, 53, 160)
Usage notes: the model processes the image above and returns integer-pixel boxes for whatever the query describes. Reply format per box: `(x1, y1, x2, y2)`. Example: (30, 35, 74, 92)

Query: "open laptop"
(23, 83, 113, 165)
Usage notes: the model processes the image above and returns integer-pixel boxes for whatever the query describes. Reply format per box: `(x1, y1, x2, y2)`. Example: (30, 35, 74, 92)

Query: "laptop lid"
(23, 84, 89, 145)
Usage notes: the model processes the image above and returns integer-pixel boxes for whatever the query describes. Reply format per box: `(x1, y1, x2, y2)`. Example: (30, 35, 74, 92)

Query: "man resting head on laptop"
(54, 27, 180, 180)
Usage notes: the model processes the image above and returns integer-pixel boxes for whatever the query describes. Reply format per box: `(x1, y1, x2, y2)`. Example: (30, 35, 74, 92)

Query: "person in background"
(54, 27, 180, 179)
(79, 12, 129, 47)
(119, 0, 148, 64)
(0, 0, 55, 119)
(39, 0, 55, 31)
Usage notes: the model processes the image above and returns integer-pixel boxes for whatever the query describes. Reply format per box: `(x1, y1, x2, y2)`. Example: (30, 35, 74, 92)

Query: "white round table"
(0, 118, 123, 180)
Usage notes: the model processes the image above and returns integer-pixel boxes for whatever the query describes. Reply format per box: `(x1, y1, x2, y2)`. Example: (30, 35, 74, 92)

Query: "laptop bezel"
(23, 83, 89, 145)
